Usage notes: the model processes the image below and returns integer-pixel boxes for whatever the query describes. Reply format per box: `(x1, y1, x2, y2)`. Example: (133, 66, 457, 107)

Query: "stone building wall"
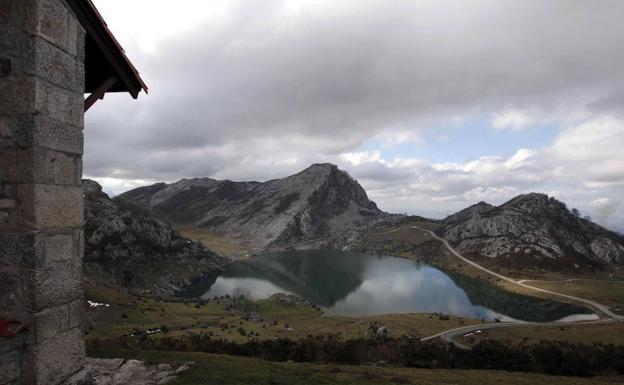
(0, 1, 86, 384)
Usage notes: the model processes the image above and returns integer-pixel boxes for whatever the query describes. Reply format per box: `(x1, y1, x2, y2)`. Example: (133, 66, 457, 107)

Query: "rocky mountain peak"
(83, 178, 104, 194)
(287, 163, 345, 185)
(118, 164, 389, 247)
(441, 192, 624, 269)
(500, 193, 568, 215)
(443, 201, 494, 224)
(303, 162, 338, 172)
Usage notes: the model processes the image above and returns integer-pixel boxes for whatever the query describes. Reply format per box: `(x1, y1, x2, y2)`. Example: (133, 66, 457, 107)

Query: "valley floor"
(85, 284, 483, 343)
(84, 221, 624, 384)
(139, 220, 624, 347)
(175, 225, 254, 258)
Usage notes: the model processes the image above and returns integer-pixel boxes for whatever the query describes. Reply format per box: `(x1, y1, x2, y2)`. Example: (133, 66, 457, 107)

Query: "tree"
(571, 208, 580, 217)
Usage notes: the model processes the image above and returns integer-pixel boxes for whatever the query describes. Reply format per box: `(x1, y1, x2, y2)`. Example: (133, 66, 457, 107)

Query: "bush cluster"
(89, 335, 624, 377)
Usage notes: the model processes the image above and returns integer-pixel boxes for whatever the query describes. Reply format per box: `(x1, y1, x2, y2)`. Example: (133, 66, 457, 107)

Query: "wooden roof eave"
(65, 0, 148, 109)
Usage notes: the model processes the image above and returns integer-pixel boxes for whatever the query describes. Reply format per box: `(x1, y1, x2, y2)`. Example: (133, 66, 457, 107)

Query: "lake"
(185, 250, 596, 322)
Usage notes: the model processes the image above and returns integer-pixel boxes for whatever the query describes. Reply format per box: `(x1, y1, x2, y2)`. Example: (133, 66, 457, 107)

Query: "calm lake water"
(187, 250, 595, 322)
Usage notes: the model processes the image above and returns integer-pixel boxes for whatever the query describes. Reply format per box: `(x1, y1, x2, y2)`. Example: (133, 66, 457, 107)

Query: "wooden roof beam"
(84, 75, 117, 111)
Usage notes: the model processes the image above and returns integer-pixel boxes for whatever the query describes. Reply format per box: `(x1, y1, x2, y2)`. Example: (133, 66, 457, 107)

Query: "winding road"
(420, 318, 614, 349)
(407, 226, 623, 347)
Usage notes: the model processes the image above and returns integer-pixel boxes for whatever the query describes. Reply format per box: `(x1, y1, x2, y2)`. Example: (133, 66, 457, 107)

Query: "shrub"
(87, 335, 624, 377)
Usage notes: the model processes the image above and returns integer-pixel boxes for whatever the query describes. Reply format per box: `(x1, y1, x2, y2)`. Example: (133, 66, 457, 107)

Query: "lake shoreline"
(183, 249, 594, 323)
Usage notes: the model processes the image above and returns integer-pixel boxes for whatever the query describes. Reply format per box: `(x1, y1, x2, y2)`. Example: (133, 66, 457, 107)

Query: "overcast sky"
(87, 0, 624, 231)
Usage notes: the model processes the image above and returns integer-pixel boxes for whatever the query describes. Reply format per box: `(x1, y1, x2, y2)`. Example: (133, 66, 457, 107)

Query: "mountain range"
(85, 163, 624, 279)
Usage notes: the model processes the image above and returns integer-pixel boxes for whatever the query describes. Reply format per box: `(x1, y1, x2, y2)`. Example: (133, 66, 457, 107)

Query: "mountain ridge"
(117, 163, 393, 247)
(440, 192, 624, 270)
(83, 179, 226, 295)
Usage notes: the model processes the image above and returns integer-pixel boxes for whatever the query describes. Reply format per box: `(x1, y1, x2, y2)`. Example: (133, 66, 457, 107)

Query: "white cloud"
(375, 129, 424, 147)
(504, 148, 537, 170)
(586, 198, 622, 229)
(340, 151, 381, 166)
(92, 0, 232, 53)
(336, 116, 624, 231)
(90, 176, 159, 196)
(492, 109, 534, 130)
(549, 116, 624, 188)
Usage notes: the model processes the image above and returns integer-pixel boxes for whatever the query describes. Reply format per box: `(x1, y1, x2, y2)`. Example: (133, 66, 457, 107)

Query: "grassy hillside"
(175, 225, 253, 257)
(89, 348, 624, 385)
(521, 280, 624, 316)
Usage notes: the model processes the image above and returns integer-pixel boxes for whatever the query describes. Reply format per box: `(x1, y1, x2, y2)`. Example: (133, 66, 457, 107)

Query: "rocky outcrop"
(440, 193, 624, 269)
(117, 164, 393, 247)
(83, 179, 226, 294)
(63, 358, 191, 385)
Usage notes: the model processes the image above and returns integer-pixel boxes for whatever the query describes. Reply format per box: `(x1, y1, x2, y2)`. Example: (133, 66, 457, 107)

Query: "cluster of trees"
(571, 207, 592, 222)
(89, 335, 624, 377)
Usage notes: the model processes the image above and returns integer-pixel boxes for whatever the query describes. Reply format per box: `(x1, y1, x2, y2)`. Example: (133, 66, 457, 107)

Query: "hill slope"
(83, 179, 226, 295)
(440, 193, 624, 270)
(117, 164, 391, 247)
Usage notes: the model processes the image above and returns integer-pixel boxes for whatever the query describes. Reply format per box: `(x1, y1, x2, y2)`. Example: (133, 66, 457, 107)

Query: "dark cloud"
(85, 0, 624, 229)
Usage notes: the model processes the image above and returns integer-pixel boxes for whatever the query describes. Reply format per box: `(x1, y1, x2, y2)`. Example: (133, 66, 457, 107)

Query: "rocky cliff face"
(441, 193, 624, 269)
(117, 164, 390, 247)
(83, 179, 226, 294)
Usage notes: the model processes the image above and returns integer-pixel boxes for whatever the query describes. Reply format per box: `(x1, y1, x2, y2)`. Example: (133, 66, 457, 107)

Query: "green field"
(175, 225, 253, 257)
(522, 279, 624, 316)
(87, 281, 624, 350)
(455, 321, 624, 347)
(89, 348, 624, 385)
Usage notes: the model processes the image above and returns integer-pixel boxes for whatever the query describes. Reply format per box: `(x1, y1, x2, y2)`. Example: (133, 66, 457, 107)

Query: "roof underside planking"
(65, 0, 148, 110)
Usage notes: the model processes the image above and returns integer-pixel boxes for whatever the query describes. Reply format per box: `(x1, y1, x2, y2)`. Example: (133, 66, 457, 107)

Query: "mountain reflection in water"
(191, 250, 593, 322)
